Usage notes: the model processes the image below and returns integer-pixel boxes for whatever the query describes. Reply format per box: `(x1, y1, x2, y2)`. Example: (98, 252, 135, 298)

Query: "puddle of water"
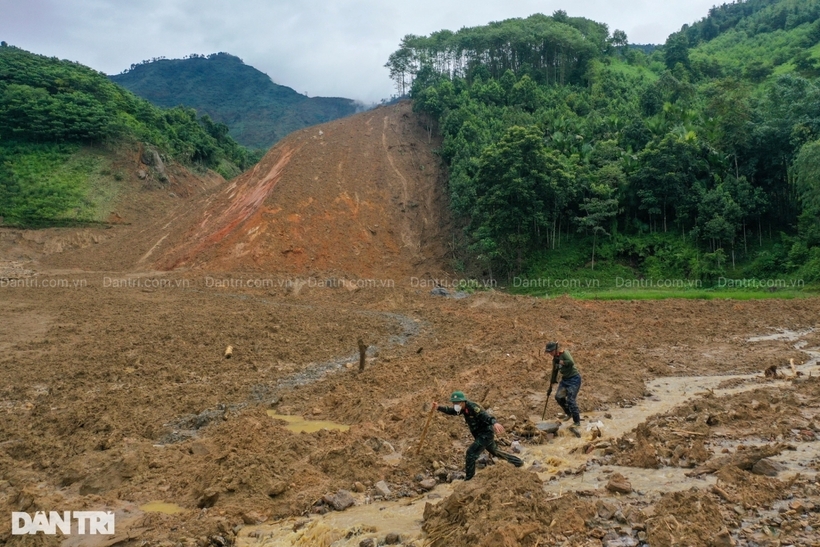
(237, 490, 452, 547)
(139, 501, 186, 514)
(747, 328, 815, 342)
(267, 412, 350, 433)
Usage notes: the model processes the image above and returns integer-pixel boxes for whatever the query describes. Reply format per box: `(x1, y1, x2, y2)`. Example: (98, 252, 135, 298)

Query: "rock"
(511, 441, 522, 454)
(359, 539, 376, 547)
(190, 442, 210, 456)
(448, 471, 466, 482)
(788, 500, 806, 513)
(323, 489, 355, 511)
(603, 537, 638, 547)
(268, 480, 288, 497)
(197, 487, 220, 508)
(536, 421, 560, 434)
(430, 287, 449, 297)
(352, 481, 366, 493)
(419, 478, 436, 491)
(713, 528, 736, 547)
(606, 473, 633, 494)
(241, 512, 265, 525)
(597, 500, 618, 520)
(752, 458, 785, 477)
(384, 532, 401, 544)
(374, 481, 392, 497)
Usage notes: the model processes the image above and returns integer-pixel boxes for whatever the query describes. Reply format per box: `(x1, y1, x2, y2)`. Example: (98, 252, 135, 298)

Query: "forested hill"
(0, 44, 251, 226)
(388, 2, 820, 287)
(110, 53, 361, 150)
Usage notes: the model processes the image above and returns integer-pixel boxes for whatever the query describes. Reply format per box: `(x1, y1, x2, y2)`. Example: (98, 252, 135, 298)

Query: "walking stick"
(541, 384, 553, 420)
(416, 402, 437, 456)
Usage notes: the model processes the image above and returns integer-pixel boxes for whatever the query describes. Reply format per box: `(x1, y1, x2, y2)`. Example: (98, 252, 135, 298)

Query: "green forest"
(110, 53, 360, 150)
(0, 44, 253, 226)
(387, 0, 820, 292)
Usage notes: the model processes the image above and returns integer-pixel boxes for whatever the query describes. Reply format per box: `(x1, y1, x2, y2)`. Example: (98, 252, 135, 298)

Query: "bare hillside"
(154, 101, 451, 278)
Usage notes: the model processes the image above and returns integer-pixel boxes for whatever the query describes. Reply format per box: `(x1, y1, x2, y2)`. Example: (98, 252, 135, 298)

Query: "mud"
(1, 277, 819, 546)
(1, 103, 820, 546)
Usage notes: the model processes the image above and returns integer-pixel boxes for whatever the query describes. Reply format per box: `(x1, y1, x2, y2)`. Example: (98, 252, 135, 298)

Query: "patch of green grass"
(573, 288, 810, 300)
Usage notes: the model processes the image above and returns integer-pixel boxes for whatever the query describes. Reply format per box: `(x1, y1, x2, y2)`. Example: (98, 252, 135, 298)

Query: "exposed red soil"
(154, 101, 451, 277)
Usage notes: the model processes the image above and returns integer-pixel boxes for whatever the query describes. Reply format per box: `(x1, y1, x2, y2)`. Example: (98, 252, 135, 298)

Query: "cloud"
(0, 0, 718, 103)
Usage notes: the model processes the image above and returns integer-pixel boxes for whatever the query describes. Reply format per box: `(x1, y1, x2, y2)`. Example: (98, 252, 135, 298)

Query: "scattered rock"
(712, 528, 737, 547)
(536, 421, 560, 434)
(597, 499, 619, 520)
(751, 458, 785, 477)
(323, 489, 355, 511)
(374, 480, 392, 497)
(267, 480, 288, 497)
(419, 478, 437, 491)
(606, 473, 633, 494)
(603, 537, 637, 547)
(197, 487, 220, 508)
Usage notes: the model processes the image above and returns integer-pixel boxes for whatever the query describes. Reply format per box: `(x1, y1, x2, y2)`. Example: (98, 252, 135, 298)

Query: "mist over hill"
(110, 53, 363, 150)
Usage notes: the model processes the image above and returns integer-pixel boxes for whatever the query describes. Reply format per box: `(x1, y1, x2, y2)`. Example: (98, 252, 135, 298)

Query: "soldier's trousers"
(465, 433, 524, 480)
(555, 374, 582, 424)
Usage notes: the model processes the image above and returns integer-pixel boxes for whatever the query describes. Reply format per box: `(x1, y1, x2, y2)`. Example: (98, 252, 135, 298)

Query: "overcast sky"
(0, 0, 718, 104)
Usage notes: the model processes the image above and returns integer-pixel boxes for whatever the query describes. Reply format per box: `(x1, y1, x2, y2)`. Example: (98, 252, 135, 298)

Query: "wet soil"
(1, 277, 819, 546)
(1, 103, 819, 546)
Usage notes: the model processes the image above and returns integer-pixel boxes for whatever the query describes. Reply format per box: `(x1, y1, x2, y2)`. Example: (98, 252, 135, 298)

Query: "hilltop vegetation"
(387, 1, 820, 288)
(110, 53, 361, 150)
(0, 44, 252, 226)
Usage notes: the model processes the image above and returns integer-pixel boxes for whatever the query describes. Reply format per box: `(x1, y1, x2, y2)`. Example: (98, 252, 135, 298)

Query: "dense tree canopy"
(393, 0, 820, 282)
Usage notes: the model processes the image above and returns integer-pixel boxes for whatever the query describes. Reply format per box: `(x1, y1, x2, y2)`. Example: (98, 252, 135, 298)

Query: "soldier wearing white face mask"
(432, 391, 523, 480)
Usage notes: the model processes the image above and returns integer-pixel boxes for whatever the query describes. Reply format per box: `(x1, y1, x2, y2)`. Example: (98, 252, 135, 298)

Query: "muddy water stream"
(237, 329, 820, 547)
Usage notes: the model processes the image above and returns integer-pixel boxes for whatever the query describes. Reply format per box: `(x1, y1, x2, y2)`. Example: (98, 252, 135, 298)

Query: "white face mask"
(452, 404, 462, 413)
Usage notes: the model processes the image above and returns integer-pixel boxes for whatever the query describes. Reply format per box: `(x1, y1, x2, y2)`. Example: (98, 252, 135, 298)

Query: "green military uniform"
(549, 349, 579, 384)
(547, 346, 582, 428)
(437, 393, 523, 480)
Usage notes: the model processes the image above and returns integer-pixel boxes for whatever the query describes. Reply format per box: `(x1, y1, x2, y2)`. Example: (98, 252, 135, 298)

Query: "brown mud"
(0, 103, 819, 546)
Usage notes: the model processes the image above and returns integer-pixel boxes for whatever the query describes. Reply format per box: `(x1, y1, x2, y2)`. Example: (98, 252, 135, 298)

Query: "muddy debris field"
(1, 276, 820, 546)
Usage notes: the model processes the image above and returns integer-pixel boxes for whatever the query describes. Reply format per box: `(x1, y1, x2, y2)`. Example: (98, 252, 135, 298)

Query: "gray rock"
(536, 421, 561, 434)
(597, 500, 618, 520)
(751, 458, 785, 477)
(323, 489, 355, 511)
(374, 480, 392, 497)
(419, 478, 437, 491)
(384, 532, 401, 544)
(603, 536, 638, 547)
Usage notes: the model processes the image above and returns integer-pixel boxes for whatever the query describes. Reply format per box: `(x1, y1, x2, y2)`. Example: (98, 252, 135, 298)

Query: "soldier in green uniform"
(432, 391, 523, 480)
(546, 341, 582, 437)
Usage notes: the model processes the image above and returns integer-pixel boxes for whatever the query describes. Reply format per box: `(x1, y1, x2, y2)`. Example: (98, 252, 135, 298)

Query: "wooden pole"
(415, 403, 436, 456)
(357, 338, 368, 372)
